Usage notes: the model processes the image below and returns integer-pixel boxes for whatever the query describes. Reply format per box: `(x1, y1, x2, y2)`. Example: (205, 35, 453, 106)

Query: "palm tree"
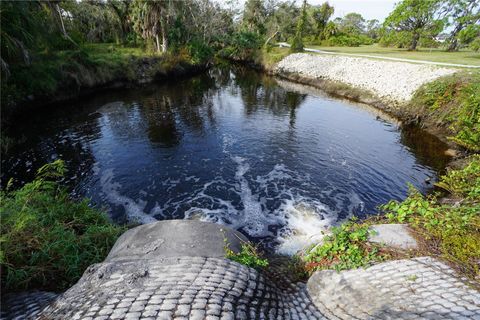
(132, 0, 174, 53)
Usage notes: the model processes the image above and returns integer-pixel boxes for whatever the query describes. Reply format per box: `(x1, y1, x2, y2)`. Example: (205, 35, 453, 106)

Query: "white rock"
(275, 53, 457, 102)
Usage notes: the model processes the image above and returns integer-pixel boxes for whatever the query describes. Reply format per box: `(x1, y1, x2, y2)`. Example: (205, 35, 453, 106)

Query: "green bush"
(303, 222, 385, 272)
(290, 34, 304, 52)
(436, 155, 480, 199)
(186, 40, 214, 65)
(0, 160, 125, 292)
(470, 38, 480, 52)
(218, 31, 262, 61)
(326, 34, 374, 47)
(379, 30, 412, 48)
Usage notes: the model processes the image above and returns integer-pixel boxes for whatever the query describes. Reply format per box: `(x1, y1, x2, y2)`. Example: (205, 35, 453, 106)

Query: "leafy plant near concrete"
(381, 156, 480, 278)
(303, 222, 386, 272)
(435, 155, 480, 199)
(412, 72, 480, 151)
(0, 160, 125, 292)
(225, 241, 269, 269)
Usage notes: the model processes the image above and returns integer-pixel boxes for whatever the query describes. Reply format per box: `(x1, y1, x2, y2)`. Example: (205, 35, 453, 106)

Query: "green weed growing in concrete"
(224, 240, 269, 269)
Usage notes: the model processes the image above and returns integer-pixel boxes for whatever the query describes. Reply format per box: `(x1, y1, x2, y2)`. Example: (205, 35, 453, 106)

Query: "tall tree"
(339, 12, 365, 35)
(0, 1, 39, 76)
(41, 0, 78, 47)
(442, 0, 480, 51)
(311, 2, 334, 40)
(384, 0, 443, 51)
(131, 0, 174, 53)
(264, 1, 299, 44)
(290, 0, 307, 52)
(242, 0, 267, 35)
(366, 19, 380, 39)
(107, 0, 132, 44)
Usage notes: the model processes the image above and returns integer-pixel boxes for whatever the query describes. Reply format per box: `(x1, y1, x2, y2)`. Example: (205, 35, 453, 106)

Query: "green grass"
(1, 42, 210, 121)
(1, 43, 144, 110)
(258, 47, 291, 69)
(436, 156, 480, 199)
(0, 160, 125, 292)
(303, 43, 480, 66)
(411, 71, 480, 151)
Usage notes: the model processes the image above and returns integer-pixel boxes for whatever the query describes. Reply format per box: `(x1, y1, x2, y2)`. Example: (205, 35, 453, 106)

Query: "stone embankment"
(3, 221, 480, 320)
(274, 53, 456, 104)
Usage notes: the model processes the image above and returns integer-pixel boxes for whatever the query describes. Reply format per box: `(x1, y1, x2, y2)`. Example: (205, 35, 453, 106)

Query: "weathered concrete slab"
(32, 257, 324, 320)
(307, 256, 480, 319)
(106, 220, 249, 262)
(369, 223, 418, 250)
(4, 221, 480, 320)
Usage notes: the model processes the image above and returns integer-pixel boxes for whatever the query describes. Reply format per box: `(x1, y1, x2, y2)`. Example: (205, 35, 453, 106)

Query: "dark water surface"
(2, 66, 451, 253)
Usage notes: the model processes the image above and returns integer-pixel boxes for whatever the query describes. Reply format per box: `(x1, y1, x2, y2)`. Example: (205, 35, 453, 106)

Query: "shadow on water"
(1, 65, 452, 252)
(400, 125, 452, 175)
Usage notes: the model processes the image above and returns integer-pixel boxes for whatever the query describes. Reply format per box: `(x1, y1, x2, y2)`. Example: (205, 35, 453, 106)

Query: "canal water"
(1, 66, 451, 254)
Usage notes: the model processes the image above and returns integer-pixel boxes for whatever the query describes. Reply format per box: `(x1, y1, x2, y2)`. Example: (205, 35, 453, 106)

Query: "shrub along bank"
(0, 160, 125, 293)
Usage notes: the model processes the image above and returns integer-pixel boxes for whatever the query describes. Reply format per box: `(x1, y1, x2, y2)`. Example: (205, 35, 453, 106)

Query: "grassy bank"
(2, 44, 141, 110)
(411, 72, 480, 151)
(1, 43, 210, 123)
(0, 160, 125, 292)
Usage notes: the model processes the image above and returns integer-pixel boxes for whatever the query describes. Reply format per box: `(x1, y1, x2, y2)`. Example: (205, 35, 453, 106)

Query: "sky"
(313, 0, 398, 22)
(218, 0, 399, 23)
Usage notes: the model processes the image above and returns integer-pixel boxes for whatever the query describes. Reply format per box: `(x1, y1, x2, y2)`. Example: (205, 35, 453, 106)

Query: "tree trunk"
(161, 29, 168, 53)
(155, 34, 161, 53)
(56, 4, 68, 38)
(447, 38, 459, 52)
(447, 24, 463, 52)
(55, 4, 77, 47)
(264, 30, 279, 47)
(409, 32, 420, 51)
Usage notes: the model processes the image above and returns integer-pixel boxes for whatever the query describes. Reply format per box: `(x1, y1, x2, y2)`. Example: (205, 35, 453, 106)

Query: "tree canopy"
(383, 0, 444, 51)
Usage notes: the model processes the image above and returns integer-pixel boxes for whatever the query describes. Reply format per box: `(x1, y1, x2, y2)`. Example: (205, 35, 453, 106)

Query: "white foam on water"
(275, 200, 334, 255)
(95, 153, 363, 255)
(181, 155, 362, 255)
(232, 156, 272, 236)
(100, 168, 157, 224)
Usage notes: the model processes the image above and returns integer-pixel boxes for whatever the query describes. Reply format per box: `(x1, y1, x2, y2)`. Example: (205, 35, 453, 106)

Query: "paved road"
(277, 42, 480, 69)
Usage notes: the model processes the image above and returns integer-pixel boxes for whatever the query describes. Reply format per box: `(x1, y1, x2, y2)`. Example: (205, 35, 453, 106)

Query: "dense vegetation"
(2, 0, 478, 113)
(412, 72, 480, 151)
(0, 160, 125, 292)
